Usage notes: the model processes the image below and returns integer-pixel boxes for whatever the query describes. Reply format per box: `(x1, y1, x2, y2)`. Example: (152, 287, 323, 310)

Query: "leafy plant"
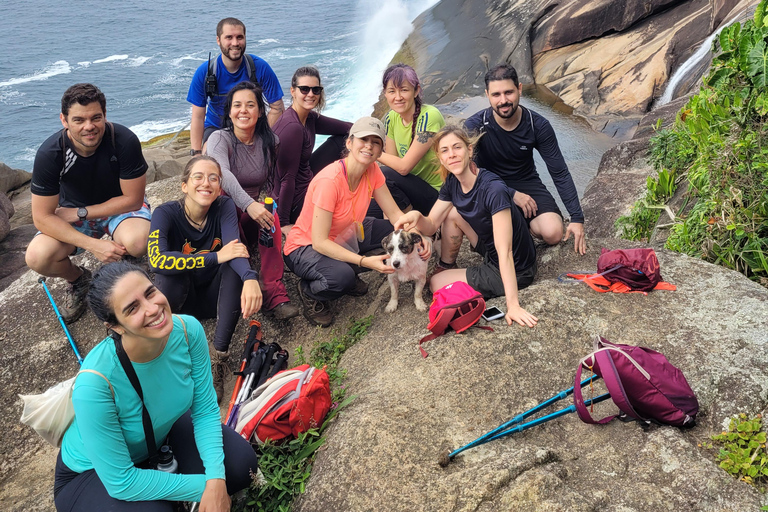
(703, 413, 768, 492)
(616, 0, 768, 285)
(236, 317, 372, 512)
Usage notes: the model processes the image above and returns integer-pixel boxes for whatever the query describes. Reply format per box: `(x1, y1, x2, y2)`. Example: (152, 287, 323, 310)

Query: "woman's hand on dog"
(394, 211, 421, 231)
(505, 304, 538, 328)
(417, 236, 432, 261)
(362, 254, 395, 274)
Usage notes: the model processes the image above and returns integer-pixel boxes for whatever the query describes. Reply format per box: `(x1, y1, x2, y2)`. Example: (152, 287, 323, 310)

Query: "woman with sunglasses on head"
(206, 81, 299, 321)
(53, 261, 258, 512)
(284, 116, 429, 327)
(147, 155, 262, 401)
(367, 63, 445, 219)
(395, 126, 538, 328)
(272, 66, 352, 233)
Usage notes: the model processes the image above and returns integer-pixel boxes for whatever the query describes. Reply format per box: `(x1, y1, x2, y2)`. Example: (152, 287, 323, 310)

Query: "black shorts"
(514, 182, 562, 226)
(465, 239, 537, 299)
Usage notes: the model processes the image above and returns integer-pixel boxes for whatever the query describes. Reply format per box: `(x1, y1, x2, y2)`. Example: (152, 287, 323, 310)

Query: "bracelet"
(359, 255, 365, 267)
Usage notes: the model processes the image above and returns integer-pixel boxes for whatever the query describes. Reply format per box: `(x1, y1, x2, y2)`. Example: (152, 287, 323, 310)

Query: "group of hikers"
(26, 16, 587, 512)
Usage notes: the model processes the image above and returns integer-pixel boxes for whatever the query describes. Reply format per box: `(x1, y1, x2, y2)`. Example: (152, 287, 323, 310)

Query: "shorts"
(514, 182, 562, 226)
(465, 239, 537, 299)
(36, 201, 152, 255)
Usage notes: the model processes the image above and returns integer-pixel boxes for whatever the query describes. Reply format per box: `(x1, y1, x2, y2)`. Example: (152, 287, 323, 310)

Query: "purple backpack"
(573, 337, 698, 427)
(597, 247, 663, 292)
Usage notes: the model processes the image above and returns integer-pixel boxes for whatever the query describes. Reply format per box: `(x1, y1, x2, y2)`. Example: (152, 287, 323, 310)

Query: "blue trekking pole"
(438, 376, 608, 466)
(39, 277, 84, 365)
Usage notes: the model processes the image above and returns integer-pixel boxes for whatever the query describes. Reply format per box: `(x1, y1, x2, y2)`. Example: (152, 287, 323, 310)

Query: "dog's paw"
(385, 301, 398, 313)
(415, 298, 427, 312)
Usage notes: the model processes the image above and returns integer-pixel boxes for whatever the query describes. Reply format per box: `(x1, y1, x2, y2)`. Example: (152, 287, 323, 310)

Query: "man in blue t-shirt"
(465, 64, 586, 255)
(186, 17, 284, 155)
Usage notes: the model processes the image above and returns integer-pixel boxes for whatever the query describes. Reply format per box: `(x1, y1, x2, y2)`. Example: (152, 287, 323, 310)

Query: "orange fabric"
(284, 160, 386, 255)
(567, 273, 676, 294)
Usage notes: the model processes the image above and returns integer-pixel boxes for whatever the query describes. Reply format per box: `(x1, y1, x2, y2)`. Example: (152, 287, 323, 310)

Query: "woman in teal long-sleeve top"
(53, 261, 258, 512)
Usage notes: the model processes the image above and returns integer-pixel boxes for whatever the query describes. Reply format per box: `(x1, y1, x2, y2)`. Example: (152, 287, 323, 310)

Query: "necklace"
(183, 201, 207, 231)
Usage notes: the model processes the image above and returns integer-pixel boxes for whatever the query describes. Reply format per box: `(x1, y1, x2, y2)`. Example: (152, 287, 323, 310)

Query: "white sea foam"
(256, 38, 279, 45)
(0, 60, 71, 88)
(93, 54, 129, 64)
(323, 0, 440, 121)
(130, 118, 189, 142)
(18, 147, 38, 163)
(170, 54, 206, 67)
(77, 61, 91, 68)
(128, 56, 152, 67)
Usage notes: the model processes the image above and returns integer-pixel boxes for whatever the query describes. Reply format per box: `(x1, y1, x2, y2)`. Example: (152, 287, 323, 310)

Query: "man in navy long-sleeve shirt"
(465, 64, 586, 255)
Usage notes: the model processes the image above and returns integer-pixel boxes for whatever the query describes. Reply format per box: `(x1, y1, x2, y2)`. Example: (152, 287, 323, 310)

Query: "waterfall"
(657, 11, 746, 106)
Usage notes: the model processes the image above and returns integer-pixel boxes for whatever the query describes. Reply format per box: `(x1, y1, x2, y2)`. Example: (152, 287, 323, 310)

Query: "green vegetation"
(616, 0, 768, 285)
(702, 414, 768, 492)
(236, 316, 372, 512)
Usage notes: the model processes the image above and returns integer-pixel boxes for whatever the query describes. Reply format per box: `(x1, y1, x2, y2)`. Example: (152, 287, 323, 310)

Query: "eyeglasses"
(296, 85, 323, 95)
(189, 173, 220, 184)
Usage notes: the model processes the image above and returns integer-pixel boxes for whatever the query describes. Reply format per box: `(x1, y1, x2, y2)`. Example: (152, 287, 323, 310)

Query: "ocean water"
(0, 0, 439, 172)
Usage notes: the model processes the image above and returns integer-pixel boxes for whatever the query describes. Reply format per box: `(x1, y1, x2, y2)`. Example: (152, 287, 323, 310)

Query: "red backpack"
(568, 248, 676, 294)
(419, 281, 491, 357)
(234, 364, 331, 444)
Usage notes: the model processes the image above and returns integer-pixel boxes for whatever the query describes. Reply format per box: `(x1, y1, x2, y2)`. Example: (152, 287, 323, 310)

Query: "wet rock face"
(295, 242, 767, 512)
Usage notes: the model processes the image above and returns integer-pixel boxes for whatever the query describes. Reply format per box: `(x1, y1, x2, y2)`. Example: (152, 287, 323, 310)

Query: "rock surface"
(0, 163, 31, 195)
(294, 242, 768, 512)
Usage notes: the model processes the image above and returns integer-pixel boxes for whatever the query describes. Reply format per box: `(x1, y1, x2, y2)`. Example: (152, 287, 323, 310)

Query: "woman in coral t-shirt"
(284, 117, 429, 327)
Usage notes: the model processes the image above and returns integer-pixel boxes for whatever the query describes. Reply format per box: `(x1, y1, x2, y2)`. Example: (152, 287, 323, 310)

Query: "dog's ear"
(410, 232, 422, 247)
(381, 232, 393, 251)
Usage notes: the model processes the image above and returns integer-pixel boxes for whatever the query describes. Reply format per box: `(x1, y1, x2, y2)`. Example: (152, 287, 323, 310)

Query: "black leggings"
(54, 411, 259, 512)
(367, 165, 439, 218)
(153, 264, 242, 353)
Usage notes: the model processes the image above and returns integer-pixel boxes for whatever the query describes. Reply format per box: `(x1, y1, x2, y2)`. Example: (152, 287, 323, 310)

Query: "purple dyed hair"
(382, 63, 423, 148)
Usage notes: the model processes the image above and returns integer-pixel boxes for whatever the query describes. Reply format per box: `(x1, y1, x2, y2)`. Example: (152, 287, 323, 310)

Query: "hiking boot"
(61, 267, 92, 324)
(347, 276, 368, 297)
(430, 259, 458, 279)
(267, 301, 300, 321)
(210, 348, 229, 404)
(296, 282, 333, 328)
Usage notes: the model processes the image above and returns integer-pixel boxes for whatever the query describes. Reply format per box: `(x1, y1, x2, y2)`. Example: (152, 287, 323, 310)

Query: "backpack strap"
(573, 356, 616, 424)
(76, 369, 114, 398)
(420, 307, 459, 358)
(244, 54, 258, 85)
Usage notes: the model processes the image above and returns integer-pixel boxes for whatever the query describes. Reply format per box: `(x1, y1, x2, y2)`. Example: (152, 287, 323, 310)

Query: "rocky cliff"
(398, 0, 756, 136)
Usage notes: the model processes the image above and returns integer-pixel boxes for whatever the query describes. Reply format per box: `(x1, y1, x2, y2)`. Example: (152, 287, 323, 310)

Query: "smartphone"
(482, 306, 505, 321)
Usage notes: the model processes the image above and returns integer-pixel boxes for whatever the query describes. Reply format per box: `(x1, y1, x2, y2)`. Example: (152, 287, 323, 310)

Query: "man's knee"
(25, 235, 69, 272)
(113, 219, 150, 257)
(531, 214, 564, 246)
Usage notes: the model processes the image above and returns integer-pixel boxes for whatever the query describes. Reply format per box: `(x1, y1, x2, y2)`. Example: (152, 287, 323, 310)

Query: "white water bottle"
(156, 445, 178, 473)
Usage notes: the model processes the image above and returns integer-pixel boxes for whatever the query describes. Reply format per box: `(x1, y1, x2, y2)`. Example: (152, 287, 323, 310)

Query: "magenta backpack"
(573, 336, 698, 427)
(597, 247, 663, 292)
(419, 281, 490, 358)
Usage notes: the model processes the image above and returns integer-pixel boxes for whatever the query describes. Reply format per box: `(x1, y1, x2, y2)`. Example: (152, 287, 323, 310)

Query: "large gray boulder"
(295, 242, 768, 511)
(0, 163, 32, 195)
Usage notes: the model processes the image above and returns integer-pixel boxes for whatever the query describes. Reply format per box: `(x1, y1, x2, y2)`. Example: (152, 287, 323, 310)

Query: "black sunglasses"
(296, 85, 323, 95)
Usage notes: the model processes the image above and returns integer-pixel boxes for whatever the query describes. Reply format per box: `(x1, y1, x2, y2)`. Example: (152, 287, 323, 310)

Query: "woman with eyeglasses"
(147, 155, 262, 402)
(272, 66, 351, 234)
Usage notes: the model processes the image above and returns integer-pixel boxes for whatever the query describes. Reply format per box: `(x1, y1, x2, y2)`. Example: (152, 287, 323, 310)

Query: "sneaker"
(210, 348, 229, 404)
(296, 282, 333, 328)
(347, 276, 368, 297)
(61, 267, 92, 324)
(268, 301, 300, 321)
(430, 259, 458, 278)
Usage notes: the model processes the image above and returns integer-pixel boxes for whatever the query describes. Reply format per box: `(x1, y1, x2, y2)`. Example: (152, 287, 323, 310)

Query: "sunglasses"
(296, 85, 323, 95)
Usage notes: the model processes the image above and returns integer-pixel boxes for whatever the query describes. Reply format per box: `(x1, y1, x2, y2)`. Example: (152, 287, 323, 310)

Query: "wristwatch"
(77, 207, 88, 222)
(189, 149, 202, 156)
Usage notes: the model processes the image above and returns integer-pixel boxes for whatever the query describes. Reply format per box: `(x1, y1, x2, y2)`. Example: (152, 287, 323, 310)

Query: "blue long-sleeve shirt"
(60, 315, 223, 502)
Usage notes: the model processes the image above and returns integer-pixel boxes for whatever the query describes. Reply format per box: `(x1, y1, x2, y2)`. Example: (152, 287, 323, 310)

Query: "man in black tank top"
(465, 65, 586, 255)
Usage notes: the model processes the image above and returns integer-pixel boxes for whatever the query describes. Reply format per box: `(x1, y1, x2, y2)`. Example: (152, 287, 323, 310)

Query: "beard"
(220, 41, 245, 61)
(493, 102, 518, 119)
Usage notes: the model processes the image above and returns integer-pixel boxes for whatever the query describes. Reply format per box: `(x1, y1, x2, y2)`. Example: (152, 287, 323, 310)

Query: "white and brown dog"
(381, 229, 431, 313)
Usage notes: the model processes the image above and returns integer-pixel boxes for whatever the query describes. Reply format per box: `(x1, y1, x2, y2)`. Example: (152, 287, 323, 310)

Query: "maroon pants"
(237, 204, 289, 310)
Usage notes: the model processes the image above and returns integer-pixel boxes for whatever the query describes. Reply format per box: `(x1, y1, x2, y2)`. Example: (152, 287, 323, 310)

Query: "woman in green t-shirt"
(368, 64, 445, 218)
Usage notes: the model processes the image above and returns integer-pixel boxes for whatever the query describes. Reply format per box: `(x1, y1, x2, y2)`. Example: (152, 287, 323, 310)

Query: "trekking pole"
(440, 375, 601, 465)
(226, 321, 262, 419)
(39, 277, 84, 365)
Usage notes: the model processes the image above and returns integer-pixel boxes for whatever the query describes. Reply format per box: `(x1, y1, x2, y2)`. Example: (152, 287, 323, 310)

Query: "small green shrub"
(704, 413, 768, 492)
